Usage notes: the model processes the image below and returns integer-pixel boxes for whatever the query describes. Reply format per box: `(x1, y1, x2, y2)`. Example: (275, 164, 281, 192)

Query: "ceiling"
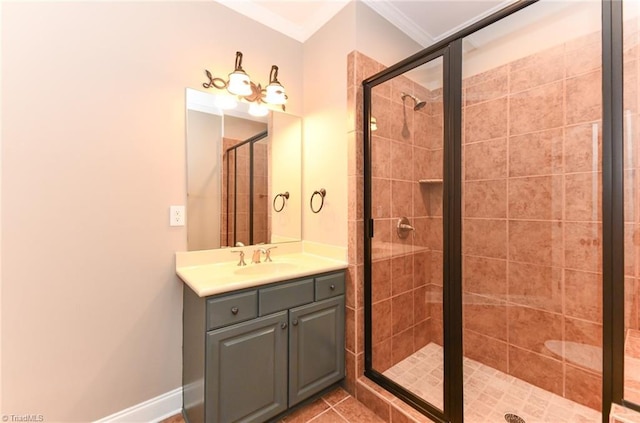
(216, 0, 515, 47)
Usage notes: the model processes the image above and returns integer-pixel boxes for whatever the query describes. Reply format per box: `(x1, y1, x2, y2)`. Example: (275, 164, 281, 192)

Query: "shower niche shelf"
(418, 179, 443, 184)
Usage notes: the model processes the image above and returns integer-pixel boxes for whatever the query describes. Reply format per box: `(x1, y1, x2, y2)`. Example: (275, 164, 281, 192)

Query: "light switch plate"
(169, 205, 185, 226)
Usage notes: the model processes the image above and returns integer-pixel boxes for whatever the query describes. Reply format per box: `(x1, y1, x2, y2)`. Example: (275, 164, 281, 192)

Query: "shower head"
(401, 92, 427, 111)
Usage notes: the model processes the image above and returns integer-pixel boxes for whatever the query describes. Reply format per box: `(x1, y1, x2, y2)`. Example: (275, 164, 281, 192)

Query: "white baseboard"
(94, 387, 182, 423)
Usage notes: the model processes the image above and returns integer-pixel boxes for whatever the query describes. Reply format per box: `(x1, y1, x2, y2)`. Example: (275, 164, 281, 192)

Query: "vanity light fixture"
(202, 51, 287, 116)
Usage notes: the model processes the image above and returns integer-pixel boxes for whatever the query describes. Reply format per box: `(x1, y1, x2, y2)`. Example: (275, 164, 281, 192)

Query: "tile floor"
(384, 343, 601, 423)
(160, 385, 387, 423)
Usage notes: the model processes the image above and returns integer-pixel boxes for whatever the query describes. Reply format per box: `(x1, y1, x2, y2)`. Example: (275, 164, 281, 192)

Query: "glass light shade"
(265, 83, 286, 105)
(227, 71, 252, 96)
(214, 94, 238, 110)
(248, 103, 269, 117)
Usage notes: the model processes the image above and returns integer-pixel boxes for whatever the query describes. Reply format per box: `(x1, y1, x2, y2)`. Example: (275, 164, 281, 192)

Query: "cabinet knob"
(330, 284, 336, 290)
(281, 322, 288, 329)
(292, 319, 299, 326)
(231, 307, 239, 315)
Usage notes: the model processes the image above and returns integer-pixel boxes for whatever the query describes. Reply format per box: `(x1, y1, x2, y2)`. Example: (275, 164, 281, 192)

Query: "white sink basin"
(234, 262, 298, 276)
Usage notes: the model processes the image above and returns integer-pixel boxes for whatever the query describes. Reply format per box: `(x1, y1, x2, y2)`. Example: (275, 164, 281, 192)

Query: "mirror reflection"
(185, 88, 301, 251)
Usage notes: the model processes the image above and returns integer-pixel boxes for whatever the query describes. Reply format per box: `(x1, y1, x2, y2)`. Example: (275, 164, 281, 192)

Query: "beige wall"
(1, 2, 302, 420)
(301, 2, 421, 247)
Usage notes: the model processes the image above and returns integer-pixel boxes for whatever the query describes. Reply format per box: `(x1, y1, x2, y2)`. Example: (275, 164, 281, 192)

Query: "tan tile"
(463, 256, 507, 297)
(509, 220, 563, 267)
(391, 180, 413, 220)
(391, 254, 414, 295)
(465, 65, 509, 90)
(509, 128, 563, 177)
(508, 346, 563, 396)
(308, 409, 349, 423)
(334, 397, 387, 423)
(282, 398, 331, 423)
(392, 328, 414, 365)
(346, 307, 356, 354)
(564, 222, 603, 272)
(565, 172, 602, 222)
(464, 179, 507, 219)
(356, 383, 391, 422)
(565, 122, 602, 173)
(463, 293, 507, 341)
(372, 178, 391, 219)
(463, 330, 508, 373)
(564, 365, 602, 411)
(508, 305, 563, 357)
(509, 81, 563, 136)
(510, 47, 564, 93)
(565, 317, 603, 350)
(372, 300, 392, 344)
(566, 70, 602, 126)
(414, 286, 428, 323)
(463, 138, 507, 180)
(372, 259, 391, 303)
(373, 339, 393, 372)
(371, 136, 391, 179)
(391, 141, 414, 181)
(565, 269, 603, 322)
(465, 72, 508, 106)
(413, 251, 430, 288)
(464, 97, 508, 143)
(392, 291, 414, 334)
(322, 386, 350, 406)
(508, 175, 563, 220)
(413, 319, 430, 350)
(463, 218, 507, 259)
(508, 262, 562, 313)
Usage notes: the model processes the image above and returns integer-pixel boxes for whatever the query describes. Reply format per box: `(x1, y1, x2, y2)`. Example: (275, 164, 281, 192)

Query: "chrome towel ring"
(310, 188, 326, 213)
(273, 191, 290, 212)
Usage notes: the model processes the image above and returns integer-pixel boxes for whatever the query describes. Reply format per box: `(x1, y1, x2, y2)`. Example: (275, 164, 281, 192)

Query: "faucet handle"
(230, 250, 246, 266)
(264, 246, 277, 262)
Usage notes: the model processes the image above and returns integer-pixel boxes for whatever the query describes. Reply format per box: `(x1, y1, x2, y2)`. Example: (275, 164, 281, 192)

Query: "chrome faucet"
(231, 250, 246, 266)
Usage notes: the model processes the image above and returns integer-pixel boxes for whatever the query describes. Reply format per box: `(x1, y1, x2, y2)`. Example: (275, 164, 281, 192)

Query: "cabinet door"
(288, 296, 345, 406)
(206, 311, 288, 423)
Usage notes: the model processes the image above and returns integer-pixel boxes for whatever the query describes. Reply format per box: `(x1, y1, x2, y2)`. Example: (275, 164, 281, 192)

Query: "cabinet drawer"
(315, 272, 345, 301)
(207, 290, 257, 330)
(259, 279, 314, 316)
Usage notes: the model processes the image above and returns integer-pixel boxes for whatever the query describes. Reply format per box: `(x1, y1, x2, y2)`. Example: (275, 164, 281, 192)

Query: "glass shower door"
(368, 55, 445, 413)
(460, 1, 603, 421)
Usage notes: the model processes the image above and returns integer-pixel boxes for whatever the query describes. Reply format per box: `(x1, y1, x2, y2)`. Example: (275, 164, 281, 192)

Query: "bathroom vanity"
(177, 246, 347, 423)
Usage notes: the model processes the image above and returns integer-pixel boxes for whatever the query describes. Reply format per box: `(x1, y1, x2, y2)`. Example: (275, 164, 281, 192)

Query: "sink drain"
(504, 413, 525, 423)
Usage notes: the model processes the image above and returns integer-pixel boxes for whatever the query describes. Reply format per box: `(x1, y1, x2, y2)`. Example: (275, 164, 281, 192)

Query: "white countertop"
(176, 242, 348, 297)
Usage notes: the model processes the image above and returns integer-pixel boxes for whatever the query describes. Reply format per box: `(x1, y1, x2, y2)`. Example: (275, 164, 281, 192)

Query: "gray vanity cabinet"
(182, 270, 345, 423)
(288, 296, 344, 406)
(206, 311, 288, 423)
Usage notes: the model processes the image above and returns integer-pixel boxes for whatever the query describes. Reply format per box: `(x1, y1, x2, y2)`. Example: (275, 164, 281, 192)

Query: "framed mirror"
(185, 88, 301, 251)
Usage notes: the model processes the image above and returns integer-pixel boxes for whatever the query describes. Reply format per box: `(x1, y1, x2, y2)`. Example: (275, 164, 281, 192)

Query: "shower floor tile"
(383, 343, 601, 422)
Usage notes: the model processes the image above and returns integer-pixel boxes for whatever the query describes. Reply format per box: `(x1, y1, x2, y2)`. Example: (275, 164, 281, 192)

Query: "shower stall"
(361, 0, 640, 422)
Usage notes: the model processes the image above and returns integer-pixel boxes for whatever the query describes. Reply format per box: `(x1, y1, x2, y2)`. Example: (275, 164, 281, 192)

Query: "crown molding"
(217, 0, 350, 43)
(361, 0, 435, 47)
